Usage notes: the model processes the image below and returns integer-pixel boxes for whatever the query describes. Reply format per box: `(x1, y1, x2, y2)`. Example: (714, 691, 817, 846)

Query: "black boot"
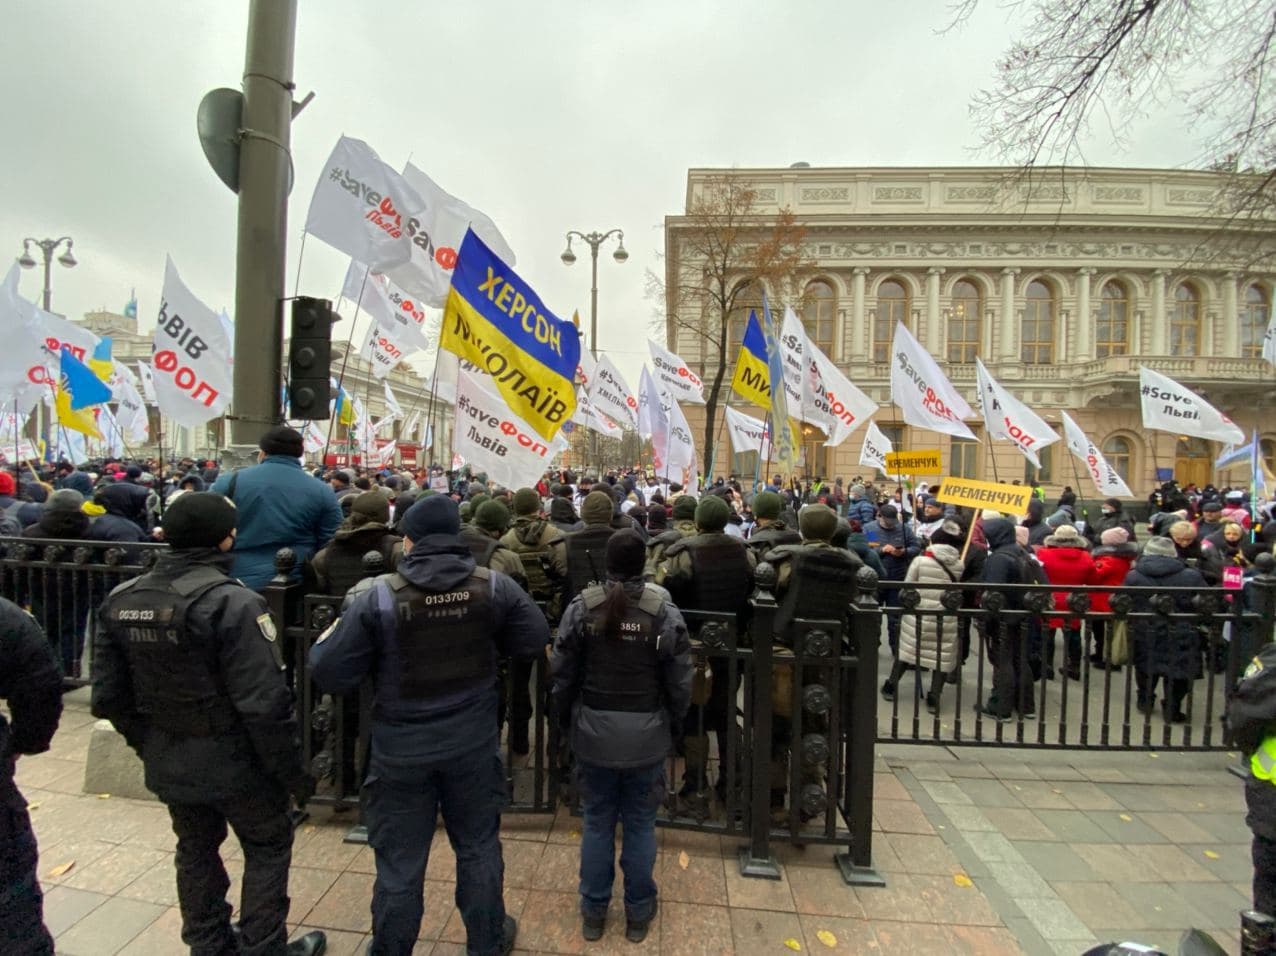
(287, 930, 327, 956)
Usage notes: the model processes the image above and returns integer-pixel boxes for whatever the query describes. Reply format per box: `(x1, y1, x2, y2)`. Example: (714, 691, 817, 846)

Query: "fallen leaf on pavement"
(784, 939, 802, 951)
(816, 930, 837, 947)
(96, 793, 111, 799)
(953, 873, 973, 887)
(678, 851, 690, 870)
(26, 802, 40, 811)
(1204, 850, 1220, 860)
(1119, 814, 1132, 822)
(47, 861, 75, 878)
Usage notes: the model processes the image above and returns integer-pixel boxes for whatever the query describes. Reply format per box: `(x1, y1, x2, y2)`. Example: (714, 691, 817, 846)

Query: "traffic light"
(288, 296, 334, 420)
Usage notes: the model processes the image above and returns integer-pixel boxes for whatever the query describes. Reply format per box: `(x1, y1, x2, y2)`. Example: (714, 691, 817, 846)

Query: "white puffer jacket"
(897, 544, 964, 671)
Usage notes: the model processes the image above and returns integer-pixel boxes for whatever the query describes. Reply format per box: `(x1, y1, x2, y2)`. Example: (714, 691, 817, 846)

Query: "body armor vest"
(565, 526, 616, 598)
(747, 524, 801, 556)
(104, 565, 240, 737)
(459, 527, 500, 568)
(321, 531, 399, 596)
(772, 545, 859, 638)
(386, 568, 494, 700)
(666, 534, 753, 617)
(507, 519, 554, 598)
(579, 584, 665, 712)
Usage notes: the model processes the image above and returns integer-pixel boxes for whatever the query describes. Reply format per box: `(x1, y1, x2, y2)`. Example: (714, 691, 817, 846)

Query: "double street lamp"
(561, 228, 626, 473)
(560, 228, 627, 355)
(17, 236, 78, 312)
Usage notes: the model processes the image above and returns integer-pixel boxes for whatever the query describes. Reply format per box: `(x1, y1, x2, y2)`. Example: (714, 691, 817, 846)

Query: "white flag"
(380, 162, 517, 309)
(890, 321, 976, 439)
(648, 339, 705, 404)
(1138, 366, 1244, 445)
(975, 358, 1060, 468)
(859, 420, 894, 475)
(302, 421, 327, 455)
(1061, 411, 1133, 498)
(153, 257, 233, 428)
(1, 263, 100, 397)
(111, 371, 149, 444)
(341, 260, 432, 353)
(639, 365, 666, 448)
(571, 389, 621, 438)
(359, 321, 410, 380)
(1264, 311, 1276, 368)
(304, 136, 425, 273)
(776, 307, 811, 423)
(455, 368, 568, 489)
(99, 407, 126, 457)
(576, 344, 598, 391)
(382, 381, 404, 419)
(136, 362, 157, 404)
(658, 389, 697, 479)
(724, 406, 768, 455)
(589, 354, 639, 427)
(804, 337, 876, 446)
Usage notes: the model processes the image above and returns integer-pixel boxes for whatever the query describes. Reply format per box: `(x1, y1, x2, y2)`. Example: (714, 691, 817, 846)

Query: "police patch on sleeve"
(257, 613, 278, 642)
(1244, 656, 1264, 680)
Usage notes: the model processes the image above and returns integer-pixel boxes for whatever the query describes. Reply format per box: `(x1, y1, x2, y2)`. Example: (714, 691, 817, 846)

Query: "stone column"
(1075, 268, 1094, 361)
(926, 267, 945, 353)
(850, 267, 868, 362)
(999, 268, 1019, 361)
(1150, 269, 1168, 354)
(1222, 272, 1239, 357)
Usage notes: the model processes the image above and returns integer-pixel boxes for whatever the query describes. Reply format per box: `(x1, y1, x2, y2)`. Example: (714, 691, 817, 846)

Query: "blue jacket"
(310, 534, 549, 771)
(861, 517, 920, 580)
(210, 456, 342, 589)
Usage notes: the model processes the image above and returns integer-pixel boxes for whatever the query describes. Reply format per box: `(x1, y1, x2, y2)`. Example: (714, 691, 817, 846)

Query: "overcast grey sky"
(1, 1, 1200, 391)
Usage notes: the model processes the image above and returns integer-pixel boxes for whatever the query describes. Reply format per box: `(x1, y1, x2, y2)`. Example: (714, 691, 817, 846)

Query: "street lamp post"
(561, 228, 626, 473)
(17, 236, 77, 312)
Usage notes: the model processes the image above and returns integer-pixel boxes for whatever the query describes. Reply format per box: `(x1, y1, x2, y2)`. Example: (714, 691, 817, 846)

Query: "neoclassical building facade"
(663, 166, 1276, 497)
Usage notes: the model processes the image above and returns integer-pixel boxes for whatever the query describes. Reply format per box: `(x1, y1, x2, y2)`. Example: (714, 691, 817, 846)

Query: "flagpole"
(324, 266, 371, 458)
(985, 435, 1001, 484)
(155, 415, 166, 520)
(12, 400, 20, 501)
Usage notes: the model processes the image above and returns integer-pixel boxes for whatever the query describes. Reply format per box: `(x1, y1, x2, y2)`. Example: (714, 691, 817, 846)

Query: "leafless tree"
(652, 176, 808, 470)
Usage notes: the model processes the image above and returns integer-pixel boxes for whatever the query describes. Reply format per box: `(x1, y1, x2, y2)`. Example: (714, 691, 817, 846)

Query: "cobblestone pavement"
(9, 692, 1253, 955)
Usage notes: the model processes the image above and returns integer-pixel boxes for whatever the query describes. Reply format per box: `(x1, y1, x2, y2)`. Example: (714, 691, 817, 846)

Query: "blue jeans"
(365, 746, 507, 956)
(577, 761, 663, 923)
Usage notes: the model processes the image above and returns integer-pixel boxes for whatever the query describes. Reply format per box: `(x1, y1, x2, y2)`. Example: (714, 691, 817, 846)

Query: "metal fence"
(0, 535, 166, 686)
(870, 554, 1276, 751)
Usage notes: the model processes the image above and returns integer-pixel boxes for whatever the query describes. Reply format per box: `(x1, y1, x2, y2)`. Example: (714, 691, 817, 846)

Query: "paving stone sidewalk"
(9, 693, 1253, 954)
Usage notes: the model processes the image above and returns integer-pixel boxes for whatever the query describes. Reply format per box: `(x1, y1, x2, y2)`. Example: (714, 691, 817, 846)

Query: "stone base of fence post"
(739, 562, 781, 881)
(82, 720, 156, 802)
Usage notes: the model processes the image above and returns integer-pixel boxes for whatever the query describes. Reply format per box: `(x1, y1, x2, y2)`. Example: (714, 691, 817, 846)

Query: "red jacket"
(1088, 542, 1138, 613)
(1035, 544, 1097, 629)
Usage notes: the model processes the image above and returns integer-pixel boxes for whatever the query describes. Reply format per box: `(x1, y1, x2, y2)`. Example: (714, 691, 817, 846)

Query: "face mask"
(1102, 508, 1113, 516)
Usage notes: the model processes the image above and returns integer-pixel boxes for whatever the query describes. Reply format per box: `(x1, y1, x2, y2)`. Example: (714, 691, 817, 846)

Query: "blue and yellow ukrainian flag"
(333, 384, 356, 427)
(56, 346, 111, 438)
(440, 229, 580, 441)
(730, 310, 771, 410)
(760, 295, 795, 469)
(88, 337, 113, 383)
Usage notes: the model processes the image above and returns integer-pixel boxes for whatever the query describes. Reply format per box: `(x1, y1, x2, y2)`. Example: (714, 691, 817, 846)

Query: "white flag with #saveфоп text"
(890, 321, 975, 439)
(804, 336, 876, 446)
(588, 354, 639, 428)
(342, 261, 432, 354)
(305, 136, 426, 273)
(1138, 366, 1244, 445)
(571, 389, 622, 438)
(1061, 411, 1133, 498)
(152, 257, 233, 428)
(859, 420, 893, 475)
(724, 406, 768, 455)
(975, 358, 1059, 468)
(638, 365, 664, 446)
(455, 369, 568, 490)
(648, 339, 705, 404)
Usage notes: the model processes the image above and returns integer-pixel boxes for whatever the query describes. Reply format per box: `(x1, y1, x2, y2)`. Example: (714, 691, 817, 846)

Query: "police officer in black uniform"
(655, 496, 756, 807)
(0, 596, 62, 956)
(91, 493, 324, 956)
(310, 495, 548, 956)
(745, 490, 802, 558)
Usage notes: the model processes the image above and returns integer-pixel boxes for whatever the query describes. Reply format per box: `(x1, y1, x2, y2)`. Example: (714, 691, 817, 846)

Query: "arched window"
(1023, 444, 1053, 484)
(1097, 281, 1130, 357)
(873, 279, 909, 363)
(1242, 284, 1269, 359)
(948, 278, 982, 363)
(1021, 280, 1055, 364)
(802, 279, 836, 355)
(1102, 435, 1133, 482)
(1171, 283, 1202, 355)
